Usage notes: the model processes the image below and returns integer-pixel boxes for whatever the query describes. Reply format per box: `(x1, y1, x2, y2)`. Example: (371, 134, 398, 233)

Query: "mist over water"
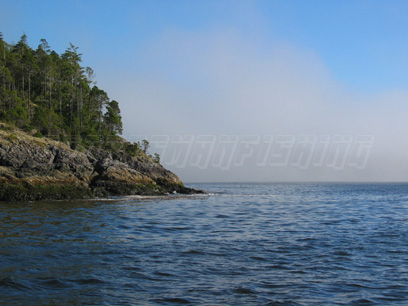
(113, 30, 408, 183)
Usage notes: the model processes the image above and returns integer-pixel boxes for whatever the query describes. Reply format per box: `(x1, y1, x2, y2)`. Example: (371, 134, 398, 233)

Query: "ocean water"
(0, 183, 408, 305)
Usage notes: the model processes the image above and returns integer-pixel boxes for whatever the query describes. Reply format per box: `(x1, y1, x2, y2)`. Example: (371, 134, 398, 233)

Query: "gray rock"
(0, 129, 202, 201)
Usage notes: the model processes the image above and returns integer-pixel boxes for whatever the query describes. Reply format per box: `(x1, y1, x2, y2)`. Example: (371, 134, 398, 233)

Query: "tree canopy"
(0, 33, 123, 150)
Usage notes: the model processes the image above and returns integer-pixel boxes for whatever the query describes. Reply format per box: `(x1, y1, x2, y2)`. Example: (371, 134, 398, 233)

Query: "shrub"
(33, 131, 43, 138)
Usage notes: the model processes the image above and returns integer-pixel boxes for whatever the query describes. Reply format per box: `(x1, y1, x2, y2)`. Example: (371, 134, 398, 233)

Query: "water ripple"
(1, 183, 408, 305)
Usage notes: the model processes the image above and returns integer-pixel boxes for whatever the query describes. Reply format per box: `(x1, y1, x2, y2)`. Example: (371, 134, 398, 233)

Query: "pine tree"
(0, 33, 126, 151)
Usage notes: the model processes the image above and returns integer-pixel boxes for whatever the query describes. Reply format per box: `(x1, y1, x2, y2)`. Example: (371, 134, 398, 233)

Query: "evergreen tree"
(0, 33, 125, 151)
(104, 100, 123, 135)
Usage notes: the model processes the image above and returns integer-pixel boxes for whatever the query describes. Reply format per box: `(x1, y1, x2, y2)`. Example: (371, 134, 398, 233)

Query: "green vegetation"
(153, 152, 160, 164)
(0, 33, 124, 151)
(0, 182, 93, 201)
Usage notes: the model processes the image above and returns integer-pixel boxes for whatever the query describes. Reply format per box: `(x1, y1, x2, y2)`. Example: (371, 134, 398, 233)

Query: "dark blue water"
(1, 183, 408, 305)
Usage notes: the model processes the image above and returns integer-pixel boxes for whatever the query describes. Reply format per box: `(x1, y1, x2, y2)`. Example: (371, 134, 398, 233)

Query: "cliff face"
(0, 126, 199, 201)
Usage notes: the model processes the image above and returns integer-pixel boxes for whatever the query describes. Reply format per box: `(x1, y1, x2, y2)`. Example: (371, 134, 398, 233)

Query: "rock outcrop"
(0, 126, 200, 201)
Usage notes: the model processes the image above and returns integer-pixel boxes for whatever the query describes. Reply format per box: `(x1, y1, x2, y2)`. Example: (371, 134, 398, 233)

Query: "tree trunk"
(44, 68, 47, 101)
(21, 66, 24, 100)
(59, 85, 62, 113)
(28, 72, 31, 120)
(49, 74, 52, 109)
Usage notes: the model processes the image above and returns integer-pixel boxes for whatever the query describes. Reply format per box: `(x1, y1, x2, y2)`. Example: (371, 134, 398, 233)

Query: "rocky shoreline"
(0, 126, 202, 201)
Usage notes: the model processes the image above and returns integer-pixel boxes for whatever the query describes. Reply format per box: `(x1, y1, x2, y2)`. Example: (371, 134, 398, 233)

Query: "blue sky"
(2, 0, 408, 93)
(1, 0, 408, 182)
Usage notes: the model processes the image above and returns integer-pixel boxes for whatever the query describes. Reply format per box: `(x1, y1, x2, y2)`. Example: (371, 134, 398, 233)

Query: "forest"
(0, 33, 126, 151)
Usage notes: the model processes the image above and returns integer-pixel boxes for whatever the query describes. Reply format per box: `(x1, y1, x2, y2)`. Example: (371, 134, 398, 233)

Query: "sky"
(1, 0, 408, 182)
